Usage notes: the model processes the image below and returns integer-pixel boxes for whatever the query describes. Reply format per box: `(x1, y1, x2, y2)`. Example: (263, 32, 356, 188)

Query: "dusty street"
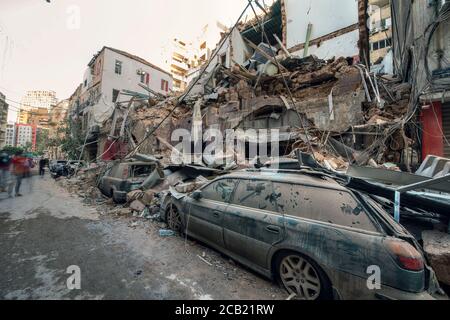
(0, 175, 285, 300)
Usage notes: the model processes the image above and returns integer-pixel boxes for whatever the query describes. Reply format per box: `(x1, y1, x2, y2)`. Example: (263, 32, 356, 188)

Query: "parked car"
(49, 160, 68, 173)
(161, 169, 442, 300)
(98, 161, 161, 203)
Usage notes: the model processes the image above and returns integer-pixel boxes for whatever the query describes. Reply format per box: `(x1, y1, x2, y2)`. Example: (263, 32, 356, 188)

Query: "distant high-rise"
(0, 92, 9, 148)
(20, 90, 58, 111)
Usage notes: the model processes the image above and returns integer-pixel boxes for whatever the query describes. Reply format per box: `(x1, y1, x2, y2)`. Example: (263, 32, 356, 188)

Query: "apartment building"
(68, 46, 172, 160)
(18, 107, 50, 128)
(0, 92, 8, 148)
(15, 124, 36, 149)
(369, 0, 392, 64)
(20, 90, 58, 111)
(5, 123, 16, 147)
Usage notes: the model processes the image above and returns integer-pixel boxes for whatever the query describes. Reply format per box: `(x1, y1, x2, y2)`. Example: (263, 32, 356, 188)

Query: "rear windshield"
(273, 182, 378, 232)
(130, 165, 154, 178)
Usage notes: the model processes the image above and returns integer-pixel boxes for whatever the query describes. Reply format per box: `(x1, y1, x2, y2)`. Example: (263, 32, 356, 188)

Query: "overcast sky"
(0, 0, 260, 122)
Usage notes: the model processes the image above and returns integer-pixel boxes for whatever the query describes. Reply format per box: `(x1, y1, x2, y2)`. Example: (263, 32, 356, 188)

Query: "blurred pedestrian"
(0, 151, 13, 197)
(12, 150, 29, 197)
(39, 158, 46, 176)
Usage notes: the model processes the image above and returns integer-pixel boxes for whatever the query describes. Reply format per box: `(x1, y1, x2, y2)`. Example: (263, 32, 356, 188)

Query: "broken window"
(201, 179, 237, 203)
(231, 180, 278, 213)
(130, 165, 155, 178)
(219, 53, 227, 66)
(115, 60, 122, 75)
(112, 89, 120, 103)
(161, 79, 169, 92)
(272, 183, 377, 232)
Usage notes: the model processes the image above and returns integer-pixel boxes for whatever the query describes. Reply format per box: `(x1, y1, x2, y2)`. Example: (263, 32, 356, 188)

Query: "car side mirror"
(192, 190, 203, 201)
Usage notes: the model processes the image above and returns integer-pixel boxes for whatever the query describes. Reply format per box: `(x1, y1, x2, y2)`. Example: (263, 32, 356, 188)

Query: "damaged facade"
(68, 46, 173, 160)
(60, 0, 450, 297)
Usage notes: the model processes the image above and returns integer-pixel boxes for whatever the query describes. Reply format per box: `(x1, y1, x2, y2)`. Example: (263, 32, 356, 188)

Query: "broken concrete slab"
(129, 200, 146, 213)
(127, 190, 144, 203)
(422, 230, 450, 286)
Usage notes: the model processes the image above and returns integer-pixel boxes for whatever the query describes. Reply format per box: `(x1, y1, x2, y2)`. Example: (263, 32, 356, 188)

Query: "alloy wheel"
(279, 255, 321, 300)
(167, 204, 182, 232)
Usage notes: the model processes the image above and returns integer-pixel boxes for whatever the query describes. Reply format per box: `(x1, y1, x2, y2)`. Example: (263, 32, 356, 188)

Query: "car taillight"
(385, 238, 424, 271)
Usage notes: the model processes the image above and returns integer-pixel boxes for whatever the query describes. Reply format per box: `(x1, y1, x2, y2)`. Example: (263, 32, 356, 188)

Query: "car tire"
(275, 251, 333, 300)
(166, 203, 184, 233)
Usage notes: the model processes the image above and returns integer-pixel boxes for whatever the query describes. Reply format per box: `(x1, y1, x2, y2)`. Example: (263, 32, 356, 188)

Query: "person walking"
(12, 151, 29, 197)
(0, 152, 13, 196)
(39, 158, 46, 176)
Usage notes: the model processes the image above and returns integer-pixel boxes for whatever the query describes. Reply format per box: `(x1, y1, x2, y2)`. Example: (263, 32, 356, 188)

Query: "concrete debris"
(127, 190, 144, 203)
(129, 200, 146, 213)
(422, 231, 450, 286)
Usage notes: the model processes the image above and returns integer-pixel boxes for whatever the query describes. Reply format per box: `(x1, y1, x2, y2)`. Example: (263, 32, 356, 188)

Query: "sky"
(0, 0, 262, 122)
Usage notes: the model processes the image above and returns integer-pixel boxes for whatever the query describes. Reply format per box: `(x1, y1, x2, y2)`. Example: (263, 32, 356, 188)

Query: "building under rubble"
(66, 0, 449, 175)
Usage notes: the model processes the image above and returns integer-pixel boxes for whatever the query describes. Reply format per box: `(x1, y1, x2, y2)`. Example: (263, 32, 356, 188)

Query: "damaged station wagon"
(161, 169, 441, 300)
(99, 161, 162, 203)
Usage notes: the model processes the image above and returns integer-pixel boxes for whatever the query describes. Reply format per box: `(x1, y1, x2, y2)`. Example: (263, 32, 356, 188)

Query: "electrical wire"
(246, 0, 317, 162)
(122, 1, 253, 159)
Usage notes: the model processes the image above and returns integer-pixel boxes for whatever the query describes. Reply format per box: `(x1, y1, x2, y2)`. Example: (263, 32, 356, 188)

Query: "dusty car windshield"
(273, 182, 377, 232)
(201, 179, 237, 203)
(231, 179, 278, 212)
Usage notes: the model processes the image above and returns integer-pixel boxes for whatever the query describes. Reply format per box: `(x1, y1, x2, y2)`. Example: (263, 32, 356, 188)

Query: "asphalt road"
(0, 174, 285, 300)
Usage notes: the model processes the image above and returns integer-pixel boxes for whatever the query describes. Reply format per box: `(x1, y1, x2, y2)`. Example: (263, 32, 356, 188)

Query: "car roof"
(221, 170, 348, 192)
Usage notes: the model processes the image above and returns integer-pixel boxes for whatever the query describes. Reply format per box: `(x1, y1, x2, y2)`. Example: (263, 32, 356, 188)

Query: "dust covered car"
(99, 161, 162, 203)
(161, 169, 443, 300)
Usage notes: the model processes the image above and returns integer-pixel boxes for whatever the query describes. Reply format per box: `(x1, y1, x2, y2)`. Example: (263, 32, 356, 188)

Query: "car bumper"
(329, 269, 441, 300)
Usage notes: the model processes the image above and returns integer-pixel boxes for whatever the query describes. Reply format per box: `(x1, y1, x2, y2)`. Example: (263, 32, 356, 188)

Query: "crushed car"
(160, 168, 444, 300)
(98, 160, 163, 203)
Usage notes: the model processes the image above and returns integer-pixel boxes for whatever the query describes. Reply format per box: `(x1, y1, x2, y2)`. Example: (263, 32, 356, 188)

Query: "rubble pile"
(57, 163, 110, 205)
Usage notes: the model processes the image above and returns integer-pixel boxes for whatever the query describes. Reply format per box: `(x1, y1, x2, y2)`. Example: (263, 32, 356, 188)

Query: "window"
(161, 79, 169, 92)
(201, 179, 237, 203)
(140, 72, 146, 83)
(219, 54, 226, 66)
(112, 89, 120, 103)
(231, 180, 278, 212)
(145, 73, 150, 85)
(372, 42, 379, 51)
(84, 80, 87, 87)
(130, 165, 155, 178)
(272, 182, 377, 232)
(115, 60, 122, 75)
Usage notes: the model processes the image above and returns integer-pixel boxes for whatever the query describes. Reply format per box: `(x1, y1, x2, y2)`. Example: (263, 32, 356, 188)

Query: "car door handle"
(266, 225, 281, 234)
(213, 211, 221, 218)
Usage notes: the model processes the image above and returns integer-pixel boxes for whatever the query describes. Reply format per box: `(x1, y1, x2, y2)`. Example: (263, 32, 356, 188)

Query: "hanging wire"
(122, 1, 253, 159)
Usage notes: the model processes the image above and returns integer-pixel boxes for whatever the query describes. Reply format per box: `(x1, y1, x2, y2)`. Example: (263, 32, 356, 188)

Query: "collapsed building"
(99, 0, 424, 172)
(64, 0, 450, 288)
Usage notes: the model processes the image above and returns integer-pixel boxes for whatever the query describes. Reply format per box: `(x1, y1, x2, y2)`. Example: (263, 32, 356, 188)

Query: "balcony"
(369, 0, 390, 7)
